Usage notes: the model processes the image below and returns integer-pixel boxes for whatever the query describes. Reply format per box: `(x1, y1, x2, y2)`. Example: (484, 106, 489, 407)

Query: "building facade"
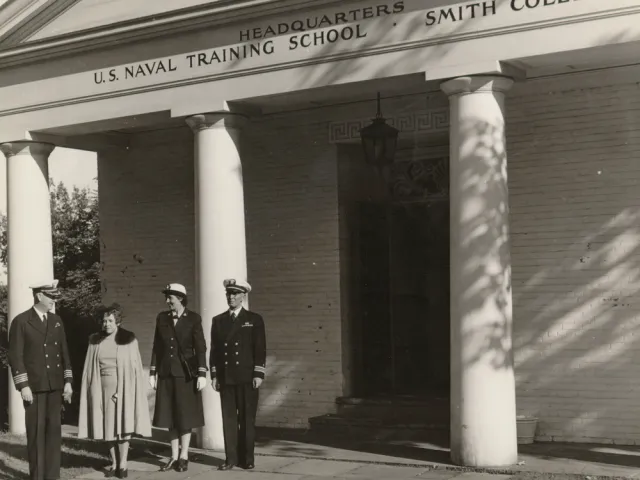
(3, 0, 640, 467)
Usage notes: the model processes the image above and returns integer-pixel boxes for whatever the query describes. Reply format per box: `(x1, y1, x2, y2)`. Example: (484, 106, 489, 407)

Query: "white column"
(440, 76, 517, 467)
(1, 141, 55, 434)
(185, 112, 248, 451)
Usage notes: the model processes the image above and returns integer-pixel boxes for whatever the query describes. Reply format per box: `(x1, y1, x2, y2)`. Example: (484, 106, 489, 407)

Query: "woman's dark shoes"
(243, 463, 255, 470)
(104, 466, 117, 478)
(160, 458, 178, 472)
(176, 458, 189, 472)
(218, 463, 235, 471)
(116, 468, 128, 479)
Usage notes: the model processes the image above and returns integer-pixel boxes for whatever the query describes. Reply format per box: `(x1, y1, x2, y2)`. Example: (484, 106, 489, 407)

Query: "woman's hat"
(162, 283, 187, 297)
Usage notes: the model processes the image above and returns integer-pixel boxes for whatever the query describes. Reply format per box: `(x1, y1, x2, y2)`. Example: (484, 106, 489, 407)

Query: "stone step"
(311, 413, 449, 429)
(308, 413, 449, 443)
(335, 396, 450, 422)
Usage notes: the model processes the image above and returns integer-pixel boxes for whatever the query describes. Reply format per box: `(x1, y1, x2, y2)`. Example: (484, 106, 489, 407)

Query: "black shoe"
(176, 459, 189, 472)
(116, 468, 128, 479)
(160, 458, 178, 472)
(218, 463, 235, 471)
(243, 463, 255, 470)
(104, 466, 117, 478)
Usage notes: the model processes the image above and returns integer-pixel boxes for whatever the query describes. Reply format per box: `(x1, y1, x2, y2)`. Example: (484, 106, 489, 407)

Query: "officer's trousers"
(220, 383, 259, 466)
(25, 390, 62, 480)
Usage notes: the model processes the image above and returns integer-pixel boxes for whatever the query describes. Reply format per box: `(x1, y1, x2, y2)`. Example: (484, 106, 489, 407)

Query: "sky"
(0, 147, 98, 283)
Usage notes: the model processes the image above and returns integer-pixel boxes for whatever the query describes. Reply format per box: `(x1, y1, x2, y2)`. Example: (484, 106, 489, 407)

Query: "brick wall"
(98, 73, 640, 441)
(509, 81, 640, 444)
(99, 116, 344, 428)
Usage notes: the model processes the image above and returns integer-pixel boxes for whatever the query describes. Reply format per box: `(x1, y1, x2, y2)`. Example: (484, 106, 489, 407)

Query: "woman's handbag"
(170, 320, 200, 381)
(176, 344, 199, 381)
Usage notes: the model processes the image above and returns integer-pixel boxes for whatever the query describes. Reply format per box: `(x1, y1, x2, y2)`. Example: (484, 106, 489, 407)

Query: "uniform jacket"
(78, 328, 151, 440)
(150, 309, 207, 378)
(210, 308, 266, 385)
(8, 308, 72, 392)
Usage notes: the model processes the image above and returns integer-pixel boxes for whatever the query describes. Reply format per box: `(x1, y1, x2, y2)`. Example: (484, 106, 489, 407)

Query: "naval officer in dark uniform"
(210, 278, 266, 471)
(149, 283, 207, 473)
(8, 280, 73, 480)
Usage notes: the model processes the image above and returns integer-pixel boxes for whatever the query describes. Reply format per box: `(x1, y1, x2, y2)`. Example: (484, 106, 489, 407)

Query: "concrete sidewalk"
(64, 426, 640, 479)
(74, 455, 513, 480)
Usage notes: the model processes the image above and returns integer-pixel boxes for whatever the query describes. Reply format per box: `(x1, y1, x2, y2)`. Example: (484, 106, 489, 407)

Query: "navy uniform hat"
(223, 278, 251, 294)
(162, 283, 187, 298)
(30, 279, 61, 298)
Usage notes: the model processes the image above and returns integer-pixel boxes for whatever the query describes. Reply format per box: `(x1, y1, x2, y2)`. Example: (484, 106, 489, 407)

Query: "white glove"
(21, 386, 33, 404)
(148, 374, 157, 390)
(196, 377, 207, 391)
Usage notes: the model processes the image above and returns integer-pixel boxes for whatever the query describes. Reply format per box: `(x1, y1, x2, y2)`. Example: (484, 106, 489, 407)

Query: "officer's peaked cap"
(223, 278, 251, 294)
(30, 279, 61, 298)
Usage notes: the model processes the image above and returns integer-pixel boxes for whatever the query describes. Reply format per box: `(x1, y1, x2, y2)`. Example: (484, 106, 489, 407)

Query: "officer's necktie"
(42, 313, 47, 323)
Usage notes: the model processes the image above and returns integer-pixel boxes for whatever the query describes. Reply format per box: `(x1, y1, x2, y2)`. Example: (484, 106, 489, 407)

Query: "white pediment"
(0, 0, 227, 47)
(31, 0, 223, 40)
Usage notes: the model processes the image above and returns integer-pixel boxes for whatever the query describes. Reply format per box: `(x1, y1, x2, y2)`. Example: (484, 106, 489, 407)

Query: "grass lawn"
(0, 432, 107, 479)
(0, 432, 176, 480)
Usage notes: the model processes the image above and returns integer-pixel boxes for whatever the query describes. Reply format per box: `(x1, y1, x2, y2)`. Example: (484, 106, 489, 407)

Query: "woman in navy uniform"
(210, 278, 266, 471)
(8, 280, 73, 480)
(149, 283, 207, 473)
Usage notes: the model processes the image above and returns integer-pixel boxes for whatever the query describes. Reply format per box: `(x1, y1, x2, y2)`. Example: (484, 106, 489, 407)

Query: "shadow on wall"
(508, 80, 640, 442)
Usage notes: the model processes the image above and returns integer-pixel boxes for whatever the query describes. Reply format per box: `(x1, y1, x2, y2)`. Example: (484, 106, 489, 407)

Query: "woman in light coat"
(78, 304, 151, 478)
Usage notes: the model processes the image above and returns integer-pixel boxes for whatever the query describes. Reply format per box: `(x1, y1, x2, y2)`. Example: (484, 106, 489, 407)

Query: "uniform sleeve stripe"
(13, 374, 28, 382)
(254, 366, 266, 372)
(198, 367, 207, 372)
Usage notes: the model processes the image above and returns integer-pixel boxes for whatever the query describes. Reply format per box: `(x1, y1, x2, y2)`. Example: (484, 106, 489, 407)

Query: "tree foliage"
(0, 181, 101, 366)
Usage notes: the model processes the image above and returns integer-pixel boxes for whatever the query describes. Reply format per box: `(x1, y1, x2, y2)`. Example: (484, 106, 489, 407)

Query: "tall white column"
(185, 112, 248, 451)
(1, 141, 55, 434)
(440, 76, 517, 467)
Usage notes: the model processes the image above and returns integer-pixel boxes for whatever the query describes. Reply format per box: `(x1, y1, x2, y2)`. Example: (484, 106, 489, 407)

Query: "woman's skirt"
(100, 374, 119, 441)
(153, 376, 204, 431)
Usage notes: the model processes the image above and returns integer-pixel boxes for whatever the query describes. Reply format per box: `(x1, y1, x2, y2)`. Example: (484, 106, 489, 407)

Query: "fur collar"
(89, 327, 136, 345)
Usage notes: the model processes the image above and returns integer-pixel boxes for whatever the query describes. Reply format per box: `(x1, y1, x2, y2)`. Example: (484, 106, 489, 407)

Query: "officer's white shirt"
(229, 306, 243, 319)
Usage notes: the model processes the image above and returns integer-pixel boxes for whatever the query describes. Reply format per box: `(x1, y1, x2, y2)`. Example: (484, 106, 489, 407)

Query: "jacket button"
(224, 343, 228, 346)
(44, 343, 47, 347)
(235, 342, 238, 346)
(225, 361, 228, 365)
(47, 366, 50, 369)
(57, 364, 60, 367)
(224, 353, 227, 356)
(236, 352, 239, 355)
(236, 362, 239, 365)
(46, 354, 48, 357)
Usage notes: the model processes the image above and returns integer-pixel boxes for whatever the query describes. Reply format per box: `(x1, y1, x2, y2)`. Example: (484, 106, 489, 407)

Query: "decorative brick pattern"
(328, 108, 449, 143)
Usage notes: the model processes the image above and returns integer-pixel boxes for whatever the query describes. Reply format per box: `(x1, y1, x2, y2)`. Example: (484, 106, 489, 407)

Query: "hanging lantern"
(360, 92, 399, 167)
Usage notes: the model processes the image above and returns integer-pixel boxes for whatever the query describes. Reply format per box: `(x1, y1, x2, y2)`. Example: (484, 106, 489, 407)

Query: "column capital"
(0, 141, 55, 158)
(440, 75, 514, 97)
(185, 112, 248, 132)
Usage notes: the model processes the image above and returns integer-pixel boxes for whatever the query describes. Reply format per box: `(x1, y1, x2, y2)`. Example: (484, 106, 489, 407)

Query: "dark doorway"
(340, 149, 451, 399)
(356, 200, 450, 397)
